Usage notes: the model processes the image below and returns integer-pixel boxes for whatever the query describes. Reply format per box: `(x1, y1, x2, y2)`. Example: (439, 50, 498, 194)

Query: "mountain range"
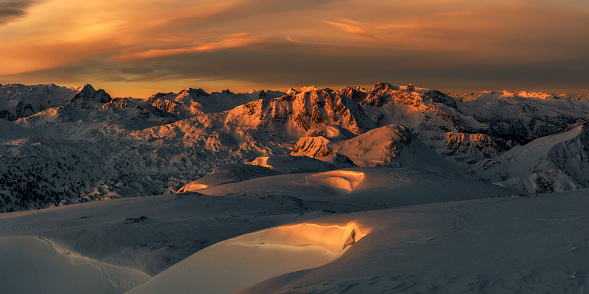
(1, 82, 589, 212)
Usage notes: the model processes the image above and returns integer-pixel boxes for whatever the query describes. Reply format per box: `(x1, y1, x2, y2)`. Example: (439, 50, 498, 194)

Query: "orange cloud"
(116, 34, 267, 60)
(324, 18, 381, 41)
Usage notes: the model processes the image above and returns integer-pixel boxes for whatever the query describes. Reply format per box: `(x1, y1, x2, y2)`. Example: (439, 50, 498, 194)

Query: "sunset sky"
(1, 0, 588, 97)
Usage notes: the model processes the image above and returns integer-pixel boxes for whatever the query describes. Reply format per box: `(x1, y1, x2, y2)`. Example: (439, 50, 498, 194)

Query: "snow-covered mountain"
(0, 83, 80, 120)
(1, 82, 589, 213)
(336, 83, 506, 165)
(292, 124, 459, 171)
(472, 124, 589, 193)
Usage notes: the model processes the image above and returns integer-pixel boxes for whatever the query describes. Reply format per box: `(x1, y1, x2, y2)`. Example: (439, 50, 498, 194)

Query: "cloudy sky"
(0, 0, 588, 97)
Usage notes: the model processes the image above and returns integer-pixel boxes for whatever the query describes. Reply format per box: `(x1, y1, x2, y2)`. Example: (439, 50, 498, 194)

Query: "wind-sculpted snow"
(302, 170, 366, 194)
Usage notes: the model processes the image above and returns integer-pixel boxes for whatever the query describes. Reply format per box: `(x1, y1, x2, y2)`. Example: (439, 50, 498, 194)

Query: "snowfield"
(1, 82, 589, 293)
(1, 188, 588, 293)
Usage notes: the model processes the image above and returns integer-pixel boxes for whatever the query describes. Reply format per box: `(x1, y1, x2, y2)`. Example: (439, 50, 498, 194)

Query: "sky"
(0, 0, 588, 97)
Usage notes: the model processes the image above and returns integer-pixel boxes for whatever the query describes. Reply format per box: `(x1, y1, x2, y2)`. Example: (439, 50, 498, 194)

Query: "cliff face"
(227, 88, 375, 136)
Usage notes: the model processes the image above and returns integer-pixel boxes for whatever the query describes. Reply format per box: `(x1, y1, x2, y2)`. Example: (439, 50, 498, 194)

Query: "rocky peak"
(150, 92, 175, 100)
(99, 98, 133, 110)
(182, 88, 209, 99)
(334, 86, 368, 103)
(68, 84, 111, 109)
(364, 83, 421, 107)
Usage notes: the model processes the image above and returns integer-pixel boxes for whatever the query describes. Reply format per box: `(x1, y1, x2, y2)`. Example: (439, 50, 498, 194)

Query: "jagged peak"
(68, 84, 111, 109)
(79, 84, 96, 93)
(371, 82, 400, 92)
(150, 88, 209, 101)
(177, 88, 209, 101)
(247, 89, 269, 98)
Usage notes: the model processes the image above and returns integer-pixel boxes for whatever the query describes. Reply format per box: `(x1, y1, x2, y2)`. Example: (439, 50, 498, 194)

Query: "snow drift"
(127, 222, 367, 294)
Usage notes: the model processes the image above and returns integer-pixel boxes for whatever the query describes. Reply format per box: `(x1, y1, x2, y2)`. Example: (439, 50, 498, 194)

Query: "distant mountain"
(0, 83, 80, 120)
(1, 82, 589, 212)
(453, 90, 589, 141)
